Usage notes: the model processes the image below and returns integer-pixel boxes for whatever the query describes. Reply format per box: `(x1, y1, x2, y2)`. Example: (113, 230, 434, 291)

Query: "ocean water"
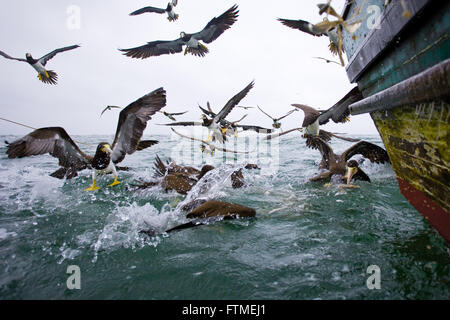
(0, 132, 449, 300)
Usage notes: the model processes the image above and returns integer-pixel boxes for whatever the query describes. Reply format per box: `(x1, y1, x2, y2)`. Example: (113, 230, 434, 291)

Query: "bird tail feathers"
(38, 70, 58, 85)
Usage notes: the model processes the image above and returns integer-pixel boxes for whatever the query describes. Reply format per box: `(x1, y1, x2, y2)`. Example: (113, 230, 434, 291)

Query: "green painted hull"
(343, 0, 450, 241)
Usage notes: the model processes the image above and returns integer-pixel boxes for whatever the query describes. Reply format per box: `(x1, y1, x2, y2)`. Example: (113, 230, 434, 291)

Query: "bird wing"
(168, 111, 188, 116)
(215, 81, 254, 122)
(119, 39, 184, 59)
(171, 128, 248, 154)
(38, 45, 80, 66)
(257, 105, 274, 120)
(159, 121, 203, 127)
(111, 88, 166, 164)
(275, 109, 297, 121)
(235, 124, 273, 133)
(0, 50, 26, 62)
(6, 127, 91, 171)
(341, 141, 390, 164)
(312, 137, 335, 163)
(129, 6, 166, 15)
(199, 105, 216, 118)
(192, 4, 239, 44)
(100, 105, 121, 117)
(278, 18, 324, 36)
(291, 104, 321, 127)
(263, 127, 302, 140)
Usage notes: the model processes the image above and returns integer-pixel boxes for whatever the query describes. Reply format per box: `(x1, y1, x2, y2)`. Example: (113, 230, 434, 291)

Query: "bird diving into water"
(310, 137, 390, 184)
(6, 88, 166, 191)
(130, 0, 179, 22)
(120, 4, 239, 58)
(0, 45, 80, 85)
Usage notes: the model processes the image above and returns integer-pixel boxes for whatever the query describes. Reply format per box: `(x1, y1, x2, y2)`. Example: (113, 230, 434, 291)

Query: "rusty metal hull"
(371, 103, 450, 241)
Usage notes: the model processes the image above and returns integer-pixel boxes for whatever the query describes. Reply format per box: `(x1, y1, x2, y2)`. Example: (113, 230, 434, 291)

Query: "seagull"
(130, 0, 179, 22)
(120, 4, 239, 58)
(0, 45, 80, 84)
(6, 88, 166, 190)
(257, 105, 297, 129)
(309, 138, 390, 184)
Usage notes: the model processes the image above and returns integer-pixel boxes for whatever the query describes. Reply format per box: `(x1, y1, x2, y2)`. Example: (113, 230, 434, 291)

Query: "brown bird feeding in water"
(131, 155, 215, 195)
(6, 88, 166, 190)
(0, 45, 80, 84)
(140, 200, 256, 236)
(309, 137, 390, 184)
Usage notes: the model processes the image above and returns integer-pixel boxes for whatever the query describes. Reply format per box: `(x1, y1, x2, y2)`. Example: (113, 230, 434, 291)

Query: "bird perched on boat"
(120, 4, 239, 58)
(277, 3, 362, 65)
(158, 110, 188, 121)
(130, 0, 179, 22)
(6, 88, 166, 190)
(309, 137, 390, 184)
(0, 45, 80, 84)
(162, 81, 257, 143)
(257, 105, 297, 129)
(140, 200, 256, 236)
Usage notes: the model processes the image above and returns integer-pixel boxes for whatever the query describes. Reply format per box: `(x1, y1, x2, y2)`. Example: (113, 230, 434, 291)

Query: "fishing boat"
(337, 0, 449, 241)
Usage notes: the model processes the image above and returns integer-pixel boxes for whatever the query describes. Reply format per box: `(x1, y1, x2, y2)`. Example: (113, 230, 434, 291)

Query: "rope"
(0, 117, 94, 147)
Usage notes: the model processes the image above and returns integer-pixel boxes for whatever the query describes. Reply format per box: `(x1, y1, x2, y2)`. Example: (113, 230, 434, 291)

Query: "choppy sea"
(0, 132, 449, 299)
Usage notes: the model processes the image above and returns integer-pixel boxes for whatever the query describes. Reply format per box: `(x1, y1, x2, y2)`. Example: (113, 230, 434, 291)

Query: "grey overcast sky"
(0, 0, 378, 136)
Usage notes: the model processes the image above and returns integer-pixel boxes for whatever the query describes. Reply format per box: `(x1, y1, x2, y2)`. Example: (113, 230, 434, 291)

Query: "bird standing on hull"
(120, 4, 239, 58)
(0, 45, 80, 85)
(130, 0, 179, 22)
(6, 88, 166, 190)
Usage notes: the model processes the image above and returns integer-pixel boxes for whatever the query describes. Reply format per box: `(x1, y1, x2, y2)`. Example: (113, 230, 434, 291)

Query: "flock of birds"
(1, 2, 391, 235)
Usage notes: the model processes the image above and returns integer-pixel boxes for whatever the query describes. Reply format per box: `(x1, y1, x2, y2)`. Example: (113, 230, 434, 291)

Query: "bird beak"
(221, 128, 228, 134)
(345, 166, 357, 185)
(102, 144, 112, 154)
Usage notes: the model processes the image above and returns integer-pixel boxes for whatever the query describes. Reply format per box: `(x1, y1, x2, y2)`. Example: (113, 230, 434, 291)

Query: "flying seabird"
(163, 81, 256, 143)
(6, 88, 166, 190)
(120, 4, 239, 58)
(310, 138, 390, 184)
(257, 105, 297, 129)
(159, 110, 188, 121)
(264, 103, 359, 147)
(130, 0, 179, 22)
(277, 3, 362, 65)
(100, 105, 121, 117)
(0, 45, 80, 84)
(171, 128, 249, 155)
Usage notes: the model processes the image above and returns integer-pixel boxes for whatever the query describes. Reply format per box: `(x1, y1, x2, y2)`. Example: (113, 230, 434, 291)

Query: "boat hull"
(371, 103, 449, 241)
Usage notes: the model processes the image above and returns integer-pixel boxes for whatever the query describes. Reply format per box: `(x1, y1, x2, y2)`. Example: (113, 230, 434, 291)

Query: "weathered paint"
(372, 102, 449, 215)
(397, 177, 450, 243)
(357, 1, 450, 96)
